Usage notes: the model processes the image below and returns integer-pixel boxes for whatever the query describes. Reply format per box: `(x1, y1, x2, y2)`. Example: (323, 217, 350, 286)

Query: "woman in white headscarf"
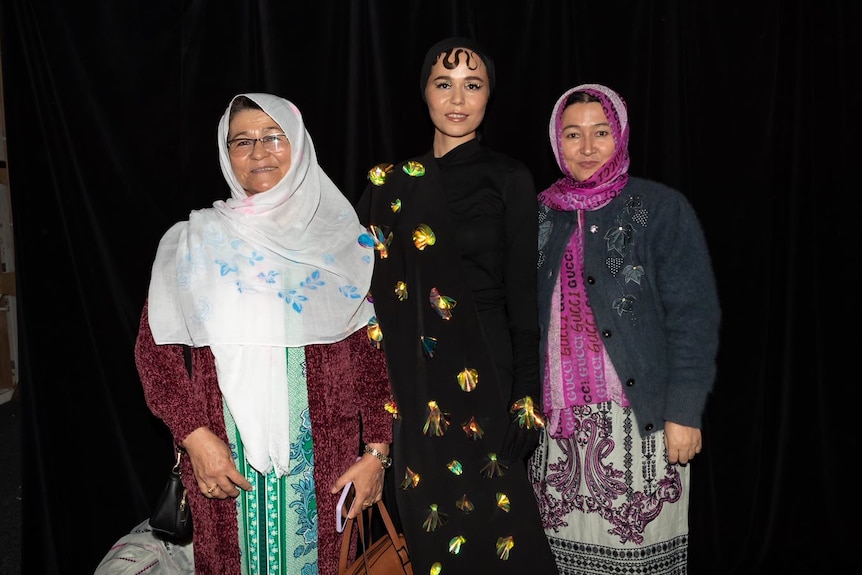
(136, 93, 393, 575)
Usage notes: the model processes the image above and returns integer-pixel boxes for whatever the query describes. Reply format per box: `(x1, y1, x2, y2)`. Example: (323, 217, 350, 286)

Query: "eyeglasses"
(226, 133, 289, 156)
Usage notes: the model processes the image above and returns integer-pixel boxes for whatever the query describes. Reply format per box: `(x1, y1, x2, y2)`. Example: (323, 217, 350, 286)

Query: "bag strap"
(171, 447, 184, 475)
(375, 500, 410, 567)
(176, 346, 191, 477)
(373, 500, 402, 545)
(182, 344, 192, 377)
(338, 509, 371, 575)
(337, 500, 407, 574)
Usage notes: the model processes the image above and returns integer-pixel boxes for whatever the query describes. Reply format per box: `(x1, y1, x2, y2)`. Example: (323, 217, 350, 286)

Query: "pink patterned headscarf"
(538, 84, 631, 438)
(539, 83, 630, 210)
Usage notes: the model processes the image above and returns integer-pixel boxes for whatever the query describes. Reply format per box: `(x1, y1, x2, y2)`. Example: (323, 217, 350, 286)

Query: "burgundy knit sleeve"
(134, 299, 210, 444)
(350, 329, 394, 445)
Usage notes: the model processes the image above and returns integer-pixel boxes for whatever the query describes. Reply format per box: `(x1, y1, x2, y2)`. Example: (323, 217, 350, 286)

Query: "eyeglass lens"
(228, 134, 287, 156)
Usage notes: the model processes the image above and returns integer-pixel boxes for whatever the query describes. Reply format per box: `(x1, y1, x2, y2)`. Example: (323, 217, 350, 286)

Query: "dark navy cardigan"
(537, 176, 721, 434)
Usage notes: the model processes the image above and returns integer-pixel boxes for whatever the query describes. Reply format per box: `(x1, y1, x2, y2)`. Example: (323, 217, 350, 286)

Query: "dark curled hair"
(419, 37, 496, 100)
(435, 47, 483, 73)
(565, 91, 601, 107)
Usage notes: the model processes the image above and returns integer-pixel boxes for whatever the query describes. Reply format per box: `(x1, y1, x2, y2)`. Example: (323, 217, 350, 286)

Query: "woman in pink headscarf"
(530, 84, 721, 574)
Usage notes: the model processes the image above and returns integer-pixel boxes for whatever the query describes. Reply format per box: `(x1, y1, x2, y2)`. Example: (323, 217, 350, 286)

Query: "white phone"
(335, 481, 356, 533)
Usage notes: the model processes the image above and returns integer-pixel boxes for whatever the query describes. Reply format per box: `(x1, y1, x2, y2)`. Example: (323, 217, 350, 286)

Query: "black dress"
(356, 139, 558, 574)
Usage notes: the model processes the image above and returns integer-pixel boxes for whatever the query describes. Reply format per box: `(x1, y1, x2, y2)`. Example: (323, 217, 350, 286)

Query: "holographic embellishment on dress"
(496, 536, 514, 560)
(422, 504, 448, 532)
(446, 460, 463, 475)
(429, 287, 457, 320)
(368, 224, 392, 259)
(368, 163, 393, 186)
(495, 493, 510, 512)
(367, 316, 383, 349)
(461, 416, 484, 440)
(400, 466, 421, 489)
(510, 396, 545, 430)
(402, 160, 426, 177)
(448, 535, 466, 554)
(480, 453, 508, 478)
(456, 368, 478, 392)
(423, 400, 450, 436)
(455, 494, 474, 513)
(420, 335, 438, 359)
(395, 281, 408, 301)
(412, 224, 436, 250)
(384, 400, 399, 419)
(390, 198, 401, 213)
(430, 562, 442, 575)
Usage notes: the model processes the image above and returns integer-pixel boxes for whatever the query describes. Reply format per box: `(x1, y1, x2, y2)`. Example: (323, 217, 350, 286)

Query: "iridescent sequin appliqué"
(400, 467, 421, 489)
(510, 396, 545, 430)
(423, 400, 450, 436)
(461, 416, 484, 440)
(412, 224, 436, 250)
(429, 287, 456, 320)
(449, 535, 467, 554)
(422, 504, 448, 532)
(394, 281, 408, 301)
(455, 494, 474, 513)
(480, 453, 507, 478)
(456, 368, 478, 392)
(496, 536, 514, 560)
(402, 160, 426, 177)
(367, 225, 392, 259)
(366, 317, 383, 349)
(367, 163, 393, 186)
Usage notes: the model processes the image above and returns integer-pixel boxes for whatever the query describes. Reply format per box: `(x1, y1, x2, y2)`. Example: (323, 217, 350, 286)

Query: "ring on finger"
(207, 484, 218, 494)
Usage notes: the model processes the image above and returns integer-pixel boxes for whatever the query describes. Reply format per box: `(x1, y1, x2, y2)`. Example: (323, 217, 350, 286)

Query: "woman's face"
(227, 109, 291, 196)
(424, 48, 490, 141)
(559, 102, 615, 182)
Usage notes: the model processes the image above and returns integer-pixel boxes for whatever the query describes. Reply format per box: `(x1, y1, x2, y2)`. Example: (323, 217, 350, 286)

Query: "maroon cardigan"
(135, 300, 393, 575)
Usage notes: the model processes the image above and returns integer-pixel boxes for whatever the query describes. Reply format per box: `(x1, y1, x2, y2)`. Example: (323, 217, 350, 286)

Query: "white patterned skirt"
(529, 401, 690, 575)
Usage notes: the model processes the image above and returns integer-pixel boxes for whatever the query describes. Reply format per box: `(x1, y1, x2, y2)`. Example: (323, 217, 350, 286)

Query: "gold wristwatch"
(363, 445, 392, 469)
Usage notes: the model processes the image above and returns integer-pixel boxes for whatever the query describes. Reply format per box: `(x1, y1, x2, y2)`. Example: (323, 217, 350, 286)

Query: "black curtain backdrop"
(0, 1, 856, 573)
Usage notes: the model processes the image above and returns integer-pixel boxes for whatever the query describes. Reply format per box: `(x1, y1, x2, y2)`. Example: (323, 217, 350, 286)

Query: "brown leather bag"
(338, 500, 412, 575)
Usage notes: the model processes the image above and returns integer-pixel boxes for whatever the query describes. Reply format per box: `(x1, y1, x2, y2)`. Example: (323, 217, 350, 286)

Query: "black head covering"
(418, 36, 496, 101)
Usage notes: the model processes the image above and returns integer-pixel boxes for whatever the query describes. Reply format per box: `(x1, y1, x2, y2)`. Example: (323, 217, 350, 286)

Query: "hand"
(330, 443, 388, 519)
(499, 396, 544, 464)
(499, 417, 541, 464)
(182, 426, 252, 499)
(663, 421, 702, 465)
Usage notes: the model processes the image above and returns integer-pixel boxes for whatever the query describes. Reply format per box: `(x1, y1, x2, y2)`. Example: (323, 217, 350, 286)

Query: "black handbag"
(150, 447, 193, 542)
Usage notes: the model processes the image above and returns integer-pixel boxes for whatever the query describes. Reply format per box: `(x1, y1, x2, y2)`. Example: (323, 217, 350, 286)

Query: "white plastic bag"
(93, 519, 194, 574)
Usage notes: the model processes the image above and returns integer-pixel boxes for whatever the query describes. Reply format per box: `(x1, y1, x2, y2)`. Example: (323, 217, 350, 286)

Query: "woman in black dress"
(356, 37, 558, 574)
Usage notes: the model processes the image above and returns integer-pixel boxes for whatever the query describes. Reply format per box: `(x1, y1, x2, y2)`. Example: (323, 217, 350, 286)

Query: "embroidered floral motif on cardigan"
(605, 195, 648, 321)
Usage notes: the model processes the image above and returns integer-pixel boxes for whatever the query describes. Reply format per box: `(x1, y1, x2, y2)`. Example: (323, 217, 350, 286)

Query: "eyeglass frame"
(225, 133, 289, 156)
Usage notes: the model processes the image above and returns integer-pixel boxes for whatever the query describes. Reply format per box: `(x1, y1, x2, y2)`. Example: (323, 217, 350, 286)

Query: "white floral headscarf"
(147, 93, 375, 475)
